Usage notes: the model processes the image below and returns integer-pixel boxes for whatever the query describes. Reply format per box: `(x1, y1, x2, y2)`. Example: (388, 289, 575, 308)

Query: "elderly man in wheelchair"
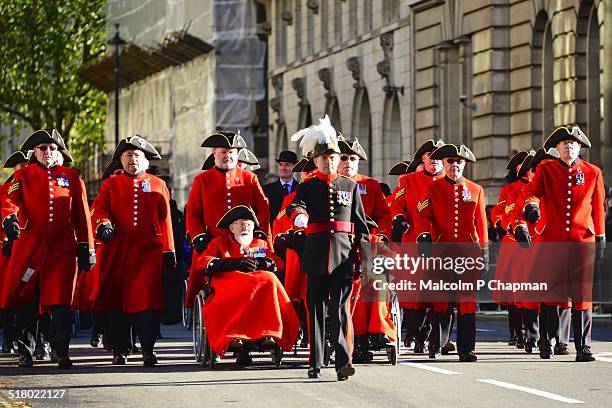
(192, 205, 300, 367)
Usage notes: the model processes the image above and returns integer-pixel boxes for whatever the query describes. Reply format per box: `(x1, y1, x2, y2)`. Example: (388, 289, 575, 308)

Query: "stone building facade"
(265, 0, 611, 201)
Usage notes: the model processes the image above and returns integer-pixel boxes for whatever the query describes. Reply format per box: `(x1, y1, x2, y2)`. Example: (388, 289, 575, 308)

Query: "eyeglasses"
(36, 145, 58, 152)
(231, 220, 255, 228)
(446, 158, 465, 164)
(340, 156, 358, 162)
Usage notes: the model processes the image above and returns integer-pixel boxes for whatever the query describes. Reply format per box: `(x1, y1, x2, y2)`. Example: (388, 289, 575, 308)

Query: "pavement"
(1, 314, 612, 408)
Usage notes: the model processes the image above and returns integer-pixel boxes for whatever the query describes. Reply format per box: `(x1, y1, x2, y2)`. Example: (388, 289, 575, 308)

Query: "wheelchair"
(181, 278, 192, 329)
(192, 276, 284, 368)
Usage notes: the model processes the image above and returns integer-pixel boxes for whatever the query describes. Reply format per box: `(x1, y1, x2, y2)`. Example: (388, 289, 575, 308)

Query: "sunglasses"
(35, 145, 58, 152)
(340, 156, 358, 162)
(446, 158, 465, 164)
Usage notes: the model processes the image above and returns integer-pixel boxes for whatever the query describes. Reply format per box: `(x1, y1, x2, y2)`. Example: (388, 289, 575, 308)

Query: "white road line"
(592, 353, 612, 362)
(475, 328, 495, 332)
(400, 362, 462, 375)
(477, 379, 584, 404)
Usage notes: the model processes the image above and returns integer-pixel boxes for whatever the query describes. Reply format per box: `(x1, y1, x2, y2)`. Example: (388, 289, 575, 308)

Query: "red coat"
(351, 174, 392, 237)
(194, 235, 298, 355)
(185, 166, 270, 307)
(0, 164, 93, 309)
(0, 183, 10, 304)
(491, 181, 525, 230)
(91, 172, 174, 314)
(390, 170, 444, 242)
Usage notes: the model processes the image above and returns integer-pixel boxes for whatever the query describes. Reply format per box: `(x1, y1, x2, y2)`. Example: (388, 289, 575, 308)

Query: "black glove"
(96, 223, 114, 243)
(77, 243, 96, 272)
(3, 214, 20, 240)
(273, 234, 287, 260)
(2, 239, 13, 258)
(286, 230, 306, 255)
(513, 225, 531, 248)
(376, 233, 389, 244)
(210, 258, 258, 273)
(254, 257, 277, 272)
(162, 251, 177, 273)
(391, 215, 410, 242)
(596, 236, 606, 262)
(524, 204, 540, 224)
(416, 233, 433, 258)
(193, 234, 210, 254)
(494, 221, 507, 239)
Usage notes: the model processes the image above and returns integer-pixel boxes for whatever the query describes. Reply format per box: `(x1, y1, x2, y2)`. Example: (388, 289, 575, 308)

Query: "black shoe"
(50, 349, 59, 363)
(337, 364, 355, 381)
(90, 335, 101, 348)
(413, 341, 426, 354)
(508, 336, 517, 346)
(525, 340, 537, 354)
(143, 352, 158, 367)
(404, 338, 415, 350)
(57, 356, 73, 369)
(236, 351, 253, 367)
(575, 347, 595, 362)
(18, 354, 33, 368)
(459, 352, 477, 362)
(429, 348, 441, 359)
(112, 355, 127, 365)
(540, 343, 553, 359)
(352, 351, 366, 364)
(362, 351, 374, 362)
(34, 342, 51, 360)
(441, 342, 455, 355)
(554, 343, 569, 355)
(300, 339, 309, 348)
(2, 342, 14, 354)
(307, 367, 321, 378)
(516, 337, 526, 349)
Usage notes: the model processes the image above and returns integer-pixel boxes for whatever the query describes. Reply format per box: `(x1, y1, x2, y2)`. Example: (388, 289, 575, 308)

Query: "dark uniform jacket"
(287, 172, 369, 276)
(263, 178, 297, 223)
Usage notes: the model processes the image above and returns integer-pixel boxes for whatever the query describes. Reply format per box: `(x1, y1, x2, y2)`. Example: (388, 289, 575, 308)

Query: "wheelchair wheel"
(270, 345, 283, 367)
(201, 325, 214, 369)
(323, 339, 331, 367)
(182, 280, 192, 329)
(192, 293, 204, 362)
(389, 294, 401, 365)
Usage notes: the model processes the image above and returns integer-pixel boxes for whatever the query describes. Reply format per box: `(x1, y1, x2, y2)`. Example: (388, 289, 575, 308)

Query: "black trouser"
(307, 273, 353, 371)
(539, 304, 560, 345)
(109, 309, 159, 355)
(1, 309, 16, 349)
(523, 309, 539, 342)
(406, 309, 431, 344)
(36, 314, 51, 351)
(429, 306, 453, 350)
(91, 312, 107, 339)
(15, 293, 72, 359)
(508, 306, 524, 340)
(456, 311, 475, 355)
(571, 308, 592, 350)
(558, 307, 571, 345)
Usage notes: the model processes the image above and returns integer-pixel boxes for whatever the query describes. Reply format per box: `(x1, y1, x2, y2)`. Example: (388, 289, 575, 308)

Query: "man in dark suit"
(264, 151, 298, 222)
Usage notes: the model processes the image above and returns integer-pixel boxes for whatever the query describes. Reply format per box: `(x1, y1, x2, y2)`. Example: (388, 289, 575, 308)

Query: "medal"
(461, 185, 472, 202)
(575, 170, 585, 186)
(142, 178, 152, 193)
(56, 175, 70, 187)
(358, 184, 367, 195)
(337, 190, 352, 206)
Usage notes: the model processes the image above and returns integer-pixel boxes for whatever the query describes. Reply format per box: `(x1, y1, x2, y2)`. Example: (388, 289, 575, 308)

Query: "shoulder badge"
(276, 208, 286, 220)
(417, 199, 429, 213)
(395, 187, 405, 200)
(7, 182, 20, 195)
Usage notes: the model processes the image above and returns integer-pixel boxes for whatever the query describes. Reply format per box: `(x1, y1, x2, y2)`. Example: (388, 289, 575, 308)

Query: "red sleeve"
(2, 174, 23, 223)
(92, 179, 112, 233)
(389, 177, 408, 222)
(370, 180, 392, 237)
(413, 183, 433, 241)
(159, 183, 175, 252)
(194, 236, 223, 272)
(490, 185, 509, 226)
(592, 168, 606, 237)
(475, 186, 489, 247)
(71, 175, 95, 250)
(185, 176, 206, 243)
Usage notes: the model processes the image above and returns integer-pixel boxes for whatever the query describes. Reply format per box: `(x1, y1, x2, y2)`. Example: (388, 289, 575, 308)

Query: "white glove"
(294, 214, 309, 228)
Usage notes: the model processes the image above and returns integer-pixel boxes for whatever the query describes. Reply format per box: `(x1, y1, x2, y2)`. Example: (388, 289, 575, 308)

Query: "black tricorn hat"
(413, 139, 445, 162)
(112, 135, 162, 161)
(216, 205, 259, 229)
(292, 158, 308, 172)
(530, 147, 560, 169)
(517, 152, 536, 178)
(201, 153, 215, 171)
(388, 161, 411, 176)
(303, 157, 317, 172)
(430, 144, 476, 162)
(201, 131, 247, 149)
(406, 159, 423, 174)
(3, 151, 28, 168)
(506, 151, 529, 170)
(20, 129, 68, 152)
(543, 125, 591, 149)
(276, 150, 298, 164)
(101, 160, 123, 180)
(238, 148, 259, 165)
(338, 137, 368, 160)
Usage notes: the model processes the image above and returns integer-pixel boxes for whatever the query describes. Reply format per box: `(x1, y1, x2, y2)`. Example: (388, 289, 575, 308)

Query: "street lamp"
(108, 23, 125, 147)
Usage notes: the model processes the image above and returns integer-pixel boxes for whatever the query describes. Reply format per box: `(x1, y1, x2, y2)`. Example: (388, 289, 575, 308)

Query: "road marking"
(477, 379, 584, 404)
(475, 328, 495, 332)
(400, 362, 462, 375)
(592, 352, 612, 362)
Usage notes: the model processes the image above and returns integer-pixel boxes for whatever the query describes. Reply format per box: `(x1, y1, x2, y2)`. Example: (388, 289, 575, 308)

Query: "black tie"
(283, 183, 291, 195)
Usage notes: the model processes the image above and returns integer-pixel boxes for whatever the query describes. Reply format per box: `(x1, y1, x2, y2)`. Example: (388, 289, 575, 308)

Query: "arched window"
(532, 10, 554, 146)
(382, 94, 402, 183)
(327, 98, 342, 133)
(294, 0, 302, 60)
(320, 0, 328, 50)
(349, 0, 358, 38)
(351, 88, 372, 174)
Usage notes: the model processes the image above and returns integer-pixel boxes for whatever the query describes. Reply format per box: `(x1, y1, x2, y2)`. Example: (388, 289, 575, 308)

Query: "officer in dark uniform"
(264, 151, 299, 222)
(287, 115, 369, 381)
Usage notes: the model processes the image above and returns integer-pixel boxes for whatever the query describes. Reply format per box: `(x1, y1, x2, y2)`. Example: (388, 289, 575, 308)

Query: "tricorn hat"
(275, 150, 298, 164)
(238, 148, 259, 165)
(517, 152, 536, 179)
(20, 129, 68, 152)
(101, 160, 123, 180)
(406, 159, 423, 174)
(506, 151, 529, 170)
(201, 130, 247, 149)
(201, 153, 215, 171)
(338, 137, 368, 160)
(543, 125, 591, 149)
(429, 144, 476, 162)
(3, 151, 28, 169)
(388, 161, 411, 176)
(112, 135, 162, 161)
(413, 140, 445, 162)
(216, 205, 259, 229)
(303, 157, 317, 172)
(292, 157, 308, 172)
(530, 147, 560, 170)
